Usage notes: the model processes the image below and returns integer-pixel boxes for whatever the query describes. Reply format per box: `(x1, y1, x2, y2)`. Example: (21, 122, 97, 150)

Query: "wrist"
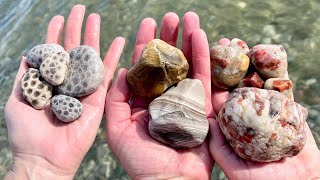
(5, 154, 75, 180)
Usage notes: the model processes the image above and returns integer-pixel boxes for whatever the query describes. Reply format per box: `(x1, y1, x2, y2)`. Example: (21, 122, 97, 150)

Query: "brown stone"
(127, 39, 189, 98)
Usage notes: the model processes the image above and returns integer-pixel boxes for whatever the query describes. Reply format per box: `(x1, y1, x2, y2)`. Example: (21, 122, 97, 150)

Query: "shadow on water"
(0, 0, 319, 179)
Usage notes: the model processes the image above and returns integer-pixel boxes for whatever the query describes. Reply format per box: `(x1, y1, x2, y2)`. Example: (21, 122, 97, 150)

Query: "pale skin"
(4, 5, 125, 179)
(4, 4, 320, 180)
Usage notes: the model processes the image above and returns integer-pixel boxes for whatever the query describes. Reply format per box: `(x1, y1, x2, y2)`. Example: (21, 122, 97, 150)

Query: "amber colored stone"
(238, 72, 264, 88)
(127, 39, 189, 98)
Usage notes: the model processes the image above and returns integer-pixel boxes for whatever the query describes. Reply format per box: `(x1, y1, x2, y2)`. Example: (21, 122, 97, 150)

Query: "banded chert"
(217, 87, 307, 162)
(210, 42, 250, 89)
(127, 39, 189, 98)
(148, 79, 208, 148)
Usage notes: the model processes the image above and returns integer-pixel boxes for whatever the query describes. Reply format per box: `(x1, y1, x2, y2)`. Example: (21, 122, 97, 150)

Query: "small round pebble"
(27, 44, 64, 69)
(21, 68, 53, 109)
(249, 44, 287, 79)
(51, 95, 83, 122)
(57, 46, 104, 97)
(264, 78, 294, 100)
(40, 51, 70, 86)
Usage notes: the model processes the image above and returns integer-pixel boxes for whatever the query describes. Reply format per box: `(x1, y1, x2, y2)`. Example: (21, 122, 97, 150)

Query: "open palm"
(105, 12, 215, 179)
(209, 39, 320, 179)
(5, 5, 124, 178)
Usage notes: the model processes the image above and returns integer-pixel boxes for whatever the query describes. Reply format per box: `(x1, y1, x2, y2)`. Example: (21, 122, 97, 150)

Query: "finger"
(211, 88, 229, 115)
(84, 13, 101, 54)
(218, 38, 231, 46)
(64, 4, 86, 51)
(191, 29, 214, 117)
(105, 68, 132, 139)
(102, 37, 125, 91)
(160, 12, 179, 47)
(80, 37, 125, 107)
(131, 18, 157, 65)
(208, 118, 239, 171)
(46, 15, 64, 44)
(182, 12, 200, 69)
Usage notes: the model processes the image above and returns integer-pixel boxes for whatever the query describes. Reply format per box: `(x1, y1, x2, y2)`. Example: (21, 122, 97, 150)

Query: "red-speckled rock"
(238, 72, 264, 89)
(249, 44, 287, 79)
(210, 43, 250, 89)
(217, 87, 307, 162)
(230, 38, 250, 54)
(264, 78, 294, 100)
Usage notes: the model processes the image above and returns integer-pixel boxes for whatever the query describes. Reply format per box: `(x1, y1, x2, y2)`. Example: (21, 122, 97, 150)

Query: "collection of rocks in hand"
(21, 44, 104, 122)
(127, 39, 209, 148)
(210, 38, 308, 162)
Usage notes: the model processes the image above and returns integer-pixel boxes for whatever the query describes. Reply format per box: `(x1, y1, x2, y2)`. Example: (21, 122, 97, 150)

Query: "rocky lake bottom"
(0, 0, 319, 179)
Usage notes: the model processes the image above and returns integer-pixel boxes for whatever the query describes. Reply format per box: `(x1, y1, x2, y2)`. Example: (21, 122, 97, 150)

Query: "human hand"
(4, 5, 125, 179)
(105, 12, 215, 179)
(209, 38, 320, 179)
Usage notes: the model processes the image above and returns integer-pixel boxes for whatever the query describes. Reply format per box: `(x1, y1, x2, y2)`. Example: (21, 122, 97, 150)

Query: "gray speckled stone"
(51, 95, 83, 122)
(57, 46, 104, 97)
(21, 68, 53, 109)
(39, 51, 70, 86)
(27, 44, 64, 69)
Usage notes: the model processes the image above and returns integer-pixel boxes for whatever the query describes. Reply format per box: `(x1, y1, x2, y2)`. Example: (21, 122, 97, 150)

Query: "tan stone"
(127, 39, 189, 98)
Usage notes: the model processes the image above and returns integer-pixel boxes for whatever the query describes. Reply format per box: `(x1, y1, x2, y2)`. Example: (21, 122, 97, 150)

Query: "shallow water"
(0, 0, 319, 179)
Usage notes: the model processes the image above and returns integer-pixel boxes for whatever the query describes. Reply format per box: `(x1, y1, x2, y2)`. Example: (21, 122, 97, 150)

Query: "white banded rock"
(51, 95, 83, 122)
(21, 68, 53, 109)
(40, 51, 70, 86)
(27, 44, 64, 69)
(217, 87, 307, 162)
(57, 46, 104, 97)
(148, 79, 208, 148)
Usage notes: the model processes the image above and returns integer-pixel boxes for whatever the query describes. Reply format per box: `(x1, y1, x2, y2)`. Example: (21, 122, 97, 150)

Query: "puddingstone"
(27, 44, 64, 69)
(57, 46, 104, 97)
(217, 87, 307, 162)
(127, 39, 189, 98)
(51, 95, 83, 122)
(148, 78, 209, 148)
(210, 41, 250, 89)
(249, 44, 287, 79)
(40, 51, 70, 86)
(21, 68, 53, 109)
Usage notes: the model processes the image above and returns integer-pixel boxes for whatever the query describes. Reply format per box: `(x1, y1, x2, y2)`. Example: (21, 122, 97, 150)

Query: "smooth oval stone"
(21, 68, 53, 109)
(40, 51, 70, 86)
(27, 44, 64, 69)
(57, 46, 104, 97)
(264, 78, 293, 100)
(217, 87, 307, 162)
(127, 39, 189, 98)
(249, 44, 287, 79)
(230, 38, 250, 54)
(148, 78, 208, 148)
(51, 95, 83, 122)
(210, 45, 250, 89)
